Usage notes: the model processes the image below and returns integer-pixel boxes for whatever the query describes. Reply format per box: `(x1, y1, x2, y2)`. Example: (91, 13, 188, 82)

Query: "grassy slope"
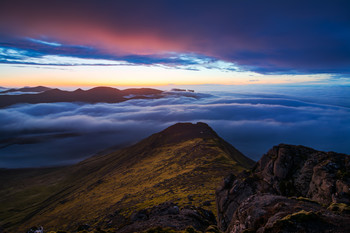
(0, 167, 70, 227)
(0, 123, 254, 232)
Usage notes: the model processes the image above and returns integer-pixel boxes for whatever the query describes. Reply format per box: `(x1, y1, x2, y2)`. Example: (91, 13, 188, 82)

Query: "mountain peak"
(73, 88, 84, 92)
(162, 122, 215, 135)
(154, 122, 219, 145)
(86, 86, 122, 93)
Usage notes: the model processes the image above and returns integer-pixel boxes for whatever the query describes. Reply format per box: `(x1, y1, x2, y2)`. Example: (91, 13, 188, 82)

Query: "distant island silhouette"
(0, 86, 166, 108)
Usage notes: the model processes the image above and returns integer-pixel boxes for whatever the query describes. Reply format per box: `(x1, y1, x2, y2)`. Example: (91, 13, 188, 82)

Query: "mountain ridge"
(0, 122, 253, 232)
(0, 86, 164, 108)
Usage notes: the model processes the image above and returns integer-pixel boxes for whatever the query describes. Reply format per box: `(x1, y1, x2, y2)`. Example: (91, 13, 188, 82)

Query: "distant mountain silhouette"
(0, 122, 253, 232)
(0, 86, 52, 94)
(0, 86, 164, 108)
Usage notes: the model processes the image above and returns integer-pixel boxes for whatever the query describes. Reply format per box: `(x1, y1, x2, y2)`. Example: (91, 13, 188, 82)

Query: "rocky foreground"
(217, 144, 350, 233)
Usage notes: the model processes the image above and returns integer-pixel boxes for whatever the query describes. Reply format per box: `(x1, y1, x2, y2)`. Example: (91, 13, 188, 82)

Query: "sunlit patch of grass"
(328, 202, 350, 214)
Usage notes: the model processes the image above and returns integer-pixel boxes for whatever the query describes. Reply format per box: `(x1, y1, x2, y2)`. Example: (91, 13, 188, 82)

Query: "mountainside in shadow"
(0, 122, 254, 232)
(217, 144, 350, 233)
(0, 87, 164, 108)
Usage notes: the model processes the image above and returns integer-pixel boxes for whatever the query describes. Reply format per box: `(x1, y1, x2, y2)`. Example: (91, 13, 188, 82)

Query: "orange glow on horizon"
(0, 63, 333, 89)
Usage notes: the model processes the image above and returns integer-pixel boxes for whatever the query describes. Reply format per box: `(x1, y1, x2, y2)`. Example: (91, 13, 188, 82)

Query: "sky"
(0, 0, 350, 87)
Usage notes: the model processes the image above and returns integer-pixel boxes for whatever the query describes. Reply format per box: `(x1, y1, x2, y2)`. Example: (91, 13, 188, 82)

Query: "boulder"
(118, 202, 216, 233)
(216, 144, 350, 232)
(227, 194, 349, 233)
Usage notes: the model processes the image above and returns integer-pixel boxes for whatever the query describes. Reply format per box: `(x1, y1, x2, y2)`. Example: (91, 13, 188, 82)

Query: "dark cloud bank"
(0, 86, 349, 168)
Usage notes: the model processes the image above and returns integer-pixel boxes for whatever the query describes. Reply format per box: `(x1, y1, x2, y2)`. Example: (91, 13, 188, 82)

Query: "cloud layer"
(0, 0, 349, 74)
(0, 86, 349, 168)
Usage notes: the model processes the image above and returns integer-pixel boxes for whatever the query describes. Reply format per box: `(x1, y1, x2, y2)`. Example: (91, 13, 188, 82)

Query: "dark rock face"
(116, 202, 216, 233)
(228, 194, 349, 233)
(216, 144, 350, 232)
(254, 144, 350, 205)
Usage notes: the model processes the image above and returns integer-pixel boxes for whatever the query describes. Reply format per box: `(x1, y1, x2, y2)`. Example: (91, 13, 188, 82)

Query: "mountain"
(0, 87, 164, 108)
(2, 124, 348, 233)
(0, 86, 52, 94)
(0, 122, 254, 232)
(216, 144, 350, 233)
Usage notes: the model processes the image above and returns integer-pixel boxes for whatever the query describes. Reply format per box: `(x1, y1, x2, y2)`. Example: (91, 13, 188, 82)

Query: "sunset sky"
(1, 0, 349, 87)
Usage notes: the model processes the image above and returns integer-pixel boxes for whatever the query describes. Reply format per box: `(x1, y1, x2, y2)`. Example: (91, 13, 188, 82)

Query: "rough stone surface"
(227, 194, 350, 233)
(216, 144, 350, 232)
(116, 202, 216, 233)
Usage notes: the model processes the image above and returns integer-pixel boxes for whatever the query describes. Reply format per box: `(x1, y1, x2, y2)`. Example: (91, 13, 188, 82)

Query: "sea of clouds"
(0, 85, 349, 168)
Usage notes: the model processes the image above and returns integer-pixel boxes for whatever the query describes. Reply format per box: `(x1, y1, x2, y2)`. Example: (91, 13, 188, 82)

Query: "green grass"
(279, 210, 319, 222)
(328, 202, 350, 213)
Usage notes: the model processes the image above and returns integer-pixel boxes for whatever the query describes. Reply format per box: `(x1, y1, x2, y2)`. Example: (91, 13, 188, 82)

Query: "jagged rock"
(216, 144, 350, 232)
(118, 202, 216, 233)
(227, 194, 350, 233)
(216, 171, 274, 230)
(254, 144, 350, 204)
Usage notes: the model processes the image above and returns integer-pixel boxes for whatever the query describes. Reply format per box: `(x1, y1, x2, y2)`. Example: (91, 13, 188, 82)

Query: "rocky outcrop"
(254, 144, 350, 205)
(228, 194, 349, 233)
(216, 144, 350, 232)
(116, 202, 216, 233)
